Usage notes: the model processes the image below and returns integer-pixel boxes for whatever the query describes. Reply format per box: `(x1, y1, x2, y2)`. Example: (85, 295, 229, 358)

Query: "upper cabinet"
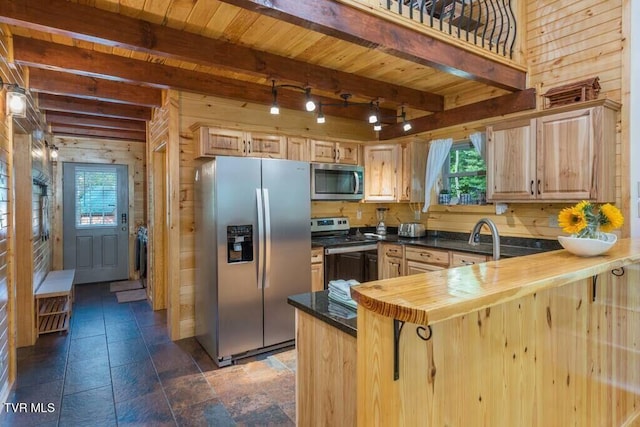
(310, 140, 359, 165)
(287, 137, 309, 161)
(195, 126, 286, 158)
(363, 141, 427, 203)
(486, 100, 619, 202)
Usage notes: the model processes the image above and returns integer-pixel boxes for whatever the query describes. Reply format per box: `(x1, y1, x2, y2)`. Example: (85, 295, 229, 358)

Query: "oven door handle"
(325, 244, 378, 255)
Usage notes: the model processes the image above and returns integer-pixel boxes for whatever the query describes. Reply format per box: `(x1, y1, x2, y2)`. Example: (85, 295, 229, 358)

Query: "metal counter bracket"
(393, 319, 433, 381)
(591, 267, 625, 302)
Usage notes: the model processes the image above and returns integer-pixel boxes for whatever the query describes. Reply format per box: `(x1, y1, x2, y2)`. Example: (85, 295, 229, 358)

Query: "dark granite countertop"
(313, 228, 562, 259)
(288, 290, 357, 338)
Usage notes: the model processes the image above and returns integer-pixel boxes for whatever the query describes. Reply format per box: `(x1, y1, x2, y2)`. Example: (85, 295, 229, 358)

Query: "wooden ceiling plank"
(38, 93, 152, 121)
(379, 89, 537, 140)
(50, 123, 146, 142)
(0, 0, 442, 111)
(14, 37, 397, 123)
(45, 111, 147, 131)
(28, 68, 162, 107)
(217, 0, 526, 92)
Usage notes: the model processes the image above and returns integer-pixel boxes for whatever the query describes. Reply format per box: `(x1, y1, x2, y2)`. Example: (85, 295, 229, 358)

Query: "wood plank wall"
(51, 138, 147, 280)
(0, 28, 50, 399)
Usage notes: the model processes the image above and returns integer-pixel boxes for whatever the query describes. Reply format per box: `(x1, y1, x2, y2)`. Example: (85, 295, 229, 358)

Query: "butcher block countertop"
(351, 237, 640, 326)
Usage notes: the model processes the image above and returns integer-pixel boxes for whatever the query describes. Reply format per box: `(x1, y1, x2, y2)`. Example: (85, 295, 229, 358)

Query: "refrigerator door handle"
(263, 188, 272, 289)
(256, 188, 265, 289)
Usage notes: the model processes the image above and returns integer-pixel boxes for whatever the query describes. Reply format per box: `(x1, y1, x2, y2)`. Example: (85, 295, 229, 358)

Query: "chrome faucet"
(468, 218, 500, 260)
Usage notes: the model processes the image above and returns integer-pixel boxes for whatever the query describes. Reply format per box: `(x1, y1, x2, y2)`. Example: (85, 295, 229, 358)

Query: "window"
(75, 167, 118, 226)
(442, 141, 486, 202)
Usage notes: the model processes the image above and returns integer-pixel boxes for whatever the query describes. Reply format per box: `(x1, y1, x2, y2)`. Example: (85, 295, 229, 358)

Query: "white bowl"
(558, 233, 617, 257)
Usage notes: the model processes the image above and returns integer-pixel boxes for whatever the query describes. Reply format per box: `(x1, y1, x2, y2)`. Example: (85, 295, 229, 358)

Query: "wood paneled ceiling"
(0, 0, 534, 142)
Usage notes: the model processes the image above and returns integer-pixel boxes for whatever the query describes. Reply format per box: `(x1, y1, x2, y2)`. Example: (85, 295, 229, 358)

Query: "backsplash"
(311, 201, 566, 240)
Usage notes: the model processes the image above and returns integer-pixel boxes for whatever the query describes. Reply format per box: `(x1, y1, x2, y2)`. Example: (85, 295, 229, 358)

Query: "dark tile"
(59, 385, 116, 426)
(173, 399, 235, 427)
(234, 403, 295, 426)
(157, 361, 201, 388)
(107, 337, 150, 367)
(148, 341, 196, 374)
(68, 334, 108, 362)
(105, 320, 141, 343)
(139, 324, 172, 347)
(71, 317, 106, 339)
(115, 389, 175, 426)
(103, 305, 135, 323)
(16, 356, 66, 389)
(63, 355, 111, 395)
(111, 358, 162, 403)
(135, 309, 167, 327)
(129, 299, 153, 314)
(280, 400, 296, 424)
(190, 345, 218, 373)
(163, 372, 215, 411)
(1, 380, 62, 426)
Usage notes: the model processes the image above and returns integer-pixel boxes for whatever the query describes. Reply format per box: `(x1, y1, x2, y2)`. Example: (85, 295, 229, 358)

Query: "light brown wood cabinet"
(487, 100, 619, 202)
(404, 246, 449, 275)
(286, 137, 309, 161)
(379, 243, 403, 279)
(364, 141, 428, 202)
(194, 126, 286, 158)
(311, 247, 324, 292)
(310, 139, 359, 165)
(450, 252, 489, 267)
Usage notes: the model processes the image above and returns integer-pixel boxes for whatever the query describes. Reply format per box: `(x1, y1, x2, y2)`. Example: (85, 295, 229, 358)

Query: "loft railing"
(384, 0, 517, 59)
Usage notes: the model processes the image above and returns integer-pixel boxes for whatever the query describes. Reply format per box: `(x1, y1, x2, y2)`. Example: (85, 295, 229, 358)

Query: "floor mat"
(110, 280, 142, 292)
(116, 288, 147, 303)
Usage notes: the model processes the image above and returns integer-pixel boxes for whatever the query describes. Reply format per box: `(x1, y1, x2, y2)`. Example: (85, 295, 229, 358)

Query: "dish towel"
(328, 279, 359, 310)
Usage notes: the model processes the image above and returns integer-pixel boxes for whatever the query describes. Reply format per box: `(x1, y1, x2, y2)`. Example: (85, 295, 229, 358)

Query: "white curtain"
(422, 138, 453, 212)
(470, 132, 485, 159)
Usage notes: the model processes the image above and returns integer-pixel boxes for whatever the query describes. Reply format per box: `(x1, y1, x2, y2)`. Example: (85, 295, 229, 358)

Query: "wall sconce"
(45, 141, 59, 161)
(0, 76, 27, 118)
(269, 80, 316, 116)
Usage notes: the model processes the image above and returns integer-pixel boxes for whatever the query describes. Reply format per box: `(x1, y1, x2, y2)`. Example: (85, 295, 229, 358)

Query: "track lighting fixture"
(267, 82, 413, 134)
(0, 76, 27, 118)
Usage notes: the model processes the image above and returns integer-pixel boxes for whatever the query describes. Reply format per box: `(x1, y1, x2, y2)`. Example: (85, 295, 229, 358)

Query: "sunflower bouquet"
(558, 201, 624, 239)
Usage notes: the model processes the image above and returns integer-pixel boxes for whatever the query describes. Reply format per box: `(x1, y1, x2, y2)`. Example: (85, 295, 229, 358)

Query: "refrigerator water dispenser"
(227, 225, 253, 263)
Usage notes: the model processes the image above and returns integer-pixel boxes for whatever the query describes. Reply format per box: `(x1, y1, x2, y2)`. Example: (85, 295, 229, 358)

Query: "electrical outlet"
(414, 210, 421, 220)
(548, 215, 559, 228)
(356, 208, 362, 220)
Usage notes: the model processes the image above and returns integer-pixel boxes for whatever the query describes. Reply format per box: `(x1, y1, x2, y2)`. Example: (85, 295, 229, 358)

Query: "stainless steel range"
(311, 217, 378, 287)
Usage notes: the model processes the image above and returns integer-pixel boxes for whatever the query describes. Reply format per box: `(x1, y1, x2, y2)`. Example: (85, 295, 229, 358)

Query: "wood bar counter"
(350, 238, 640, 426)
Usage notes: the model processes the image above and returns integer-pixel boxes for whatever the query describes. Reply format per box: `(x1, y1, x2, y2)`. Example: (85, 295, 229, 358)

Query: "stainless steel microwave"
(310, 163, 364, 201)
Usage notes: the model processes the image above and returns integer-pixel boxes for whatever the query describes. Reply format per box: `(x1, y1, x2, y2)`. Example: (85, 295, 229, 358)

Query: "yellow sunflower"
(598, 203, 624, 232)
(558, 206, 587, 234)
(575, 200, 591, 213)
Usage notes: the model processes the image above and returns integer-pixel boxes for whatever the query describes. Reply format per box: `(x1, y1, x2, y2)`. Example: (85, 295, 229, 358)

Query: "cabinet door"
(249, 133, 286, 158)
(287, 137, 309, 161)
(381, 257, 403, 279)
(336, 142, 359, 165)
(379, 243, 403, 279)
(536, 108, 593, 200)
(405, 246, 449, 266)
(398, 143, 411, 202)
(450, 252, 489, 267)
(364, 144, 399, 202)
(405, 260, 444, 276)
(310, 140, 337, 163)
(311, 248, 324, 291)
(198, 127, 246, 157)
(487, 119, 536, 201)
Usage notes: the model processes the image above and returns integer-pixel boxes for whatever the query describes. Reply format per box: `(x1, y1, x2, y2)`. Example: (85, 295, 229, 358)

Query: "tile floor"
(1, 282, 297, 426)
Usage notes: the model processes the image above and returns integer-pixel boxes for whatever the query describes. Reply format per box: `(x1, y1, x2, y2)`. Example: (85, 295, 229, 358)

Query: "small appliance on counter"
(375, 207, 388, 236)
(398, 222, 426, 238)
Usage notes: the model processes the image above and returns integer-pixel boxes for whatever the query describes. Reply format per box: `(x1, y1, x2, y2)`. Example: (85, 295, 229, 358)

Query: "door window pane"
(75, 167, 118, 227)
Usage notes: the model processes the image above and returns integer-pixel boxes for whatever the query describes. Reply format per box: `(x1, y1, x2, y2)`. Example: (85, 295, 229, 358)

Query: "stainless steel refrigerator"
(194, 156, 311, 366)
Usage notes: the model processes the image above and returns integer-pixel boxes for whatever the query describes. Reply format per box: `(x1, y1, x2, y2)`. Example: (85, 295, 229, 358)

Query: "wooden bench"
(35, 269, 75, 336)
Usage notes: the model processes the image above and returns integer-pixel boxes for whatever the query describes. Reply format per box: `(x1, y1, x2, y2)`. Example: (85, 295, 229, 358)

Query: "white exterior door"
(63, 163, 129, 284)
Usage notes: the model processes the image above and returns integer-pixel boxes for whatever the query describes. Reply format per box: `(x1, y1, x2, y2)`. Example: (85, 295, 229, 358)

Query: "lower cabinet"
(311, 247, 324, 292)
(380, 244, 489, 279)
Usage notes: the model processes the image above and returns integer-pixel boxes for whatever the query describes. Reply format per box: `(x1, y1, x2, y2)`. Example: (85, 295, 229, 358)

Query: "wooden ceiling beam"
(379, 89, 537, 140)
(14, 37, 397, 123)
(29, 68, 162, 107)
(218, 0, 526, 92)
(38, 93, 152, 121)
(45, 111, 146, 131)
(50, 124, 146, 142)
(0, 0, 442, 111)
